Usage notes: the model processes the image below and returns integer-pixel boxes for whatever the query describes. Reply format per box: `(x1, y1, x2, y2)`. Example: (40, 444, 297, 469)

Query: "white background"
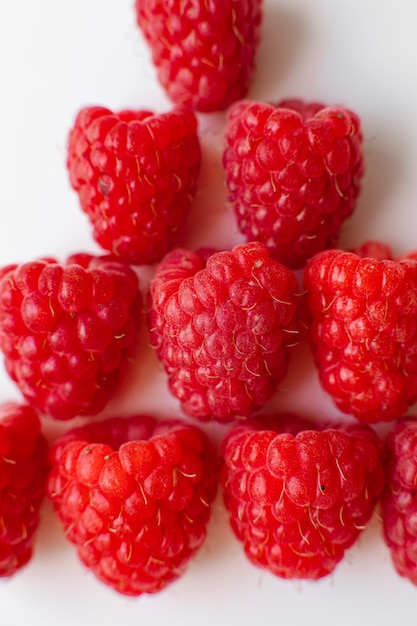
(0, 0, 417, 624)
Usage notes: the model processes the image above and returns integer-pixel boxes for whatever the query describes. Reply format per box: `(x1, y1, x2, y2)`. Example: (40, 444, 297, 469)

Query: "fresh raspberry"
(67, 106, 201, 265)
(349, 240, 394, 261)
(382, 418, 417, 585)
(304, 249, 417, 423)
(148, 241, 300, 422)
(0, 253, 142, 420)
(398, 249, 417, 262)
(0, 402, 49, 577)
(47, 414, 218, 596)
(223, 98, 364, 268)
(135, 0, 263, 113)
(221, 413, 385, 580)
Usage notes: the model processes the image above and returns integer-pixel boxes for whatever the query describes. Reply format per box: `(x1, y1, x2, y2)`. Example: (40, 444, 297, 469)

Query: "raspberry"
(223, 98, 364, 268)
(221, 413, 385, 580)
(382, 418, 417, 585)
(135, 0, 262, 113)
(148, 241, 300, 422)
(304, 249, 417, 423)
(349, 240, 394, 261)
(67, 106, 201, 265)
(47, 414, 218, 596)
(0, 402, 49, 577)
(399, 249, 417, 262)
(0, 253, 142, 420)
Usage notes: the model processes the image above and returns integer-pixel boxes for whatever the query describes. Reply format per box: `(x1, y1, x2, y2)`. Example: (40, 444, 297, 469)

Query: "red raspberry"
(221, 413, 385, 580)
(304, 249, 417, 423)
(0, 253, 142, 420)
(47, 414, 218, 596)
(135, 0, 262, 113)
(148, 241, 300, 422)
(0, 402, 49, 577)
(382, 418, 417, 585)
(349, 240, 394, 261)
(223, 98, 364, 268)
(67, 106, 201, 265)
(399, 249, 417, 262)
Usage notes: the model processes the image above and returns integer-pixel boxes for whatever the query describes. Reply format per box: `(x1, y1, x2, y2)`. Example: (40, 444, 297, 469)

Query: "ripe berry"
(223, 98, 364, 268)
(0, 402, 49, 577)
(47, 414, 218, 596)
(304, 249, 417, 423)
(382, 417, 417, 585)
(349, 240, 394, 261)
(148, 241, 300, 422)
(67, 106, 201, 264)
(135, 0, 263, 112)
(0, 253, 142, 420)
(221, 413, 385, 580)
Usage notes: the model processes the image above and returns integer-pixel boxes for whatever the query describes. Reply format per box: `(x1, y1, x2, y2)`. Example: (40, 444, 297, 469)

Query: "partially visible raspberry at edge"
(223, 98, 364, 268)
(304, 248, 417, 423)
(135, 0, 263, 112)
(47, 414, 218, 596)
(0, 253, 142, 420)
(148, 241, 301, 422)
(382, 417, 417, 585)
(349, 239, 394, 261)
(221, 413, 385, 580)
(67, 106, 201, 265)
(0, 402, 49, 577)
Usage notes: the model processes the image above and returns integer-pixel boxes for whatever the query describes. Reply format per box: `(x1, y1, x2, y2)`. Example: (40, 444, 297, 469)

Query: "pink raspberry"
(135, 0, 263, 112)
(382, 417, 417, 586)
(47, 414, 218, 596)
(304, 249, 417, 423)
(67, 106, 201, 265)
(223, 98, 364, 268)
(0, 402, 49, 577)
(221, 413, 385, 580)
(148, 241, 300, 422)
(0, 253, 142, 420)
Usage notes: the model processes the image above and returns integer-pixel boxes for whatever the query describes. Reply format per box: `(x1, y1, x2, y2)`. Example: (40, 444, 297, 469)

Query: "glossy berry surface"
(382, 418, 417, 585)
(149, 241, 300, 422)
(67, 106, 201, 264)
(0, 402, 49, 577)
(135, 0, 263, 112)
(0, 253, 142, 420)
(223, 98, 364, 268)
(47, 414, 218, 596)
(304, 249, 417, 423)
(221, 413, 385, 580)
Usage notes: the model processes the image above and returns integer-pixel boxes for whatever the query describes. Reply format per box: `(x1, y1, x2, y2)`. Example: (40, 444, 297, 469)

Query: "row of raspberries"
(2, 0, 417, 599)
(2, 400, 417, 593)
(3, 241, 417, 427)
(67, 97, 363, 270)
